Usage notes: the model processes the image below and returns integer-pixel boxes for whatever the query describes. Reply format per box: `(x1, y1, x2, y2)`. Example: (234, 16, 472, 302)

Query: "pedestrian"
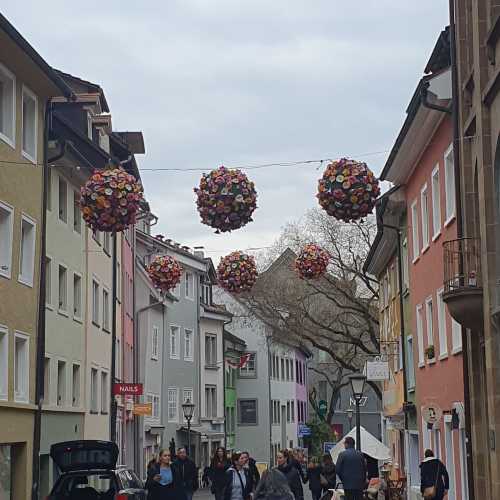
(420, 449, 449, 500)
(174, 447, 199, 500)
(210, 446, 231, 500)
(275, 450, 304, 500)
(304, 457, 323, 500)
(289, 449, 306, 483)
(321, 454, 336, 492)
(254, 469, 294, 500)
(334, 437, 367, 500)
(146, 449, 185, 500)
(241, 450, 261, 490)
(224, 452, 252, 500)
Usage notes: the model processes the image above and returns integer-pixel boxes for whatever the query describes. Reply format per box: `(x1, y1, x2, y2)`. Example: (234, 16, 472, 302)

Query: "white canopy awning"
(329, 426, 391, 463)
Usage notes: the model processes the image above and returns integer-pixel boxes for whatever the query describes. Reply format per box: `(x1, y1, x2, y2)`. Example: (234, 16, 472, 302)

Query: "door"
(408, 433, 420, 488)
(444, 421, 456, 499)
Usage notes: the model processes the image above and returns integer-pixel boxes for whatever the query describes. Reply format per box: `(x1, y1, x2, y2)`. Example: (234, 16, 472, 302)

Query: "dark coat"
(246, 457, 261, 489)
(209, 459, 231, 491)
(146, 462, 186, 500)
(305, 465, 323, 493)
(321, 462, 336, 490)
(174, 457, 199, 492)
(277, 463, 304, 500)
(223, 467, 252, 500)
(289, 458, 306, 483)
(335, 448, 367, 490)
(420, 458, 449, 500)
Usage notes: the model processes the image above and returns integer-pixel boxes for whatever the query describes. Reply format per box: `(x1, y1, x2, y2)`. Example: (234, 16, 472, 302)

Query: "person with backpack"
(224, 452, 253, 500)
(209, 446, 231, 500)
(420, 449, 449, 500)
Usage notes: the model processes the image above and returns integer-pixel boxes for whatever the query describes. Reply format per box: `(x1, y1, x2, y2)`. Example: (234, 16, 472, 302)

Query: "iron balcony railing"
(443, 237, 482, 294)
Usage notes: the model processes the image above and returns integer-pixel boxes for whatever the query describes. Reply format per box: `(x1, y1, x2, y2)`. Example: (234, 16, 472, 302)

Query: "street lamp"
(349, 373, 366, 452)
(182, 399, 196, 457)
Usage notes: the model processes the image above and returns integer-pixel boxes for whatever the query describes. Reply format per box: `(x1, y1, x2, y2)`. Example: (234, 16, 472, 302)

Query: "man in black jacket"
(175, 447, 199, 500)
(335, 437, 366, 500)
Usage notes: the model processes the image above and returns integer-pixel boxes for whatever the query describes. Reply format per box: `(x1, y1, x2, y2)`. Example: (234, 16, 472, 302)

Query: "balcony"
(443, 238, 483, 330)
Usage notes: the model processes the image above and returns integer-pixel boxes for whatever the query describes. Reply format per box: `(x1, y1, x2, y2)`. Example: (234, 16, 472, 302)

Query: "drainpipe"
(222, 318, 232, 449)
(266, 334, 272, 466)
(110, 232, 118, 442)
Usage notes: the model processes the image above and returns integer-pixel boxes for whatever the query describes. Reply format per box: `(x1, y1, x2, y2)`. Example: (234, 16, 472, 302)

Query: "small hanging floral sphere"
(147, 255, 183, 293)
(217, 251, 258, 293)
(194, 166, 257, 233)
(80, 167, 144, 232)
(316, 158, 380, 222)
(294, 243, 330, 280)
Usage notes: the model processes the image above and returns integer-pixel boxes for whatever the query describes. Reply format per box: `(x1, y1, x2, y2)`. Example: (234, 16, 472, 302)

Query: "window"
(22, 86, 37, 162)
(43, 357, 50, 404)
(239, 353, 256, 377)
(73, 191, 81, 234)
(290, 359, 294, 381)
(92, 280, 100, 325)
(281, 358, 285, 379)
(103, 232, 111, 255)
(431, 165, 441, 238)
(425, 297, 434, 359)
(407, 337, 415, 390)
(205, 334, 217, 366)
(238, 399, 258, 425)
(90, 368, 98, 413)
(102, 289, 110, 331)
(205, 385, 217, 418)
(73, 274, 82, 319)
(0, 327, 8, 400)
(58, 265, 67, 313)
(402, 238, 409, 290)
(291, 401, 295, 422)
(14, 332, 29, 402)
(421, 185, 429, 250)
(58, 177, 67, 223)
(170, 326, 180, 359)
(285, 359, 290, 380)
(185, 272, 194, 299)
(45, 257, 52, 306)
(152, 395, 160, 419)
(411, 201, 419, 262)
(286, 401, 291, 422)
(0, 201, 13, 278)
(184, 329, 193, 361)
(57, 360, 66, 406)
(0, 63, 15, 146)
(444, 145, 456, 222)
(168, 388, 179, 422)
(452, 318, 462, 353)
(72, 364, 80, 407)
(101, 371, 109, 414)
(183, 388, 193, 405)
(416, 304, 424, 366)
(151, 326, 159, 360)
(437, 289, 448, 357)
(18, 214, 36, 286)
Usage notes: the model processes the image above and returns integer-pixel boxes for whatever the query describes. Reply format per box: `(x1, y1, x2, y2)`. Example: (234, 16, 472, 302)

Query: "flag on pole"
(226, 353, 252, 369)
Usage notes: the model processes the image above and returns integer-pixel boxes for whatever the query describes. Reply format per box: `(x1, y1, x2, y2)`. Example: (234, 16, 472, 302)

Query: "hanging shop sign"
(421, 403, 443, 425)
(365, 360, 390, 381)
(132, 403, 153, 416)
(113, 383, 143, 396)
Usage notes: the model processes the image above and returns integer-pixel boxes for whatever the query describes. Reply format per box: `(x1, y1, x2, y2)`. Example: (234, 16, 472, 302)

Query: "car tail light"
(115, 494, 128, 500)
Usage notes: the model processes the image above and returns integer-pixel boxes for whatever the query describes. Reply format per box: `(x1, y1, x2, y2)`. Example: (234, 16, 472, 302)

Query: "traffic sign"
(323, 442, 336, 454)
(113, 383, 143, 396)
(298, 424, 312, 437)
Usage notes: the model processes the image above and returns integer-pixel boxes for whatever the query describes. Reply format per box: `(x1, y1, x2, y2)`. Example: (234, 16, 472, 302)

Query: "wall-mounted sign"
(421, 404, 443, 425)
(132, 403, 152, 416)
(323, 442, 336, 454)
(349, 397, 368, 407)
(365, 361, 390, 381)
(298, 424, 312, 437)
(113, 383, 143, 396)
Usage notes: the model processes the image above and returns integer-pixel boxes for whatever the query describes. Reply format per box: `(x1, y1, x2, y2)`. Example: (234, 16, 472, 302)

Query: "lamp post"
(182, 399, 195, 457)
(349, 374, 366, 452)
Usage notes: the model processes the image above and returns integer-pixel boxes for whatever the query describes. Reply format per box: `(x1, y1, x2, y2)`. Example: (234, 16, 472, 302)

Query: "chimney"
(194, 246, 205, 259)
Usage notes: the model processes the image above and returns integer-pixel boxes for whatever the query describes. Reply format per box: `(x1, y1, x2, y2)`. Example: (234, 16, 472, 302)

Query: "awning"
(330, 426, 391, 463)
(178, 426, 201, 435)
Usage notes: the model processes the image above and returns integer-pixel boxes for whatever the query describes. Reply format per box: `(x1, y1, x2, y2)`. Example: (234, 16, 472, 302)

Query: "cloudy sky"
(4, 1, 448, 261)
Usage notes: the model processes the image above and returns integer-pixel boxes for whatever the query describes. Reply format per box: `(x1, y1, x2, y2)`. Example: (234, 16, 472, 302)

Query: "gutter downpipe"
(266, 334, 272, 466)
(448, 2, 475, 498)
(222, 318, 233, 449)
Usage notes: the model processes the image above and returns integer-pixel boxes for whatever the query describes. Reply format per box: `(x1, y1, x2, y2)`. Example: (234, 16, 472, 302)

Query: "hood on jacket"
(421, 457, 440, 465)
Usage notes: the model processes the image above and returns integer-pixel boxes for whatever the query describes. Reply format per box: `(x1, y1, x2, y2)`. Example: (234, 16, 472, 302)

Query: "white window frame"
(58, 175, 68, 224)
(183, 387, 194, 405)
(0, 200, 14, 279)
(18, 213, 37, 287)
(45, 255, 53, 309)
(167, 387, 179, 422)
(170, 325, 180, 359)
(14, 331, 29, 403)
(72, 363, 81, 407)
(239, 352, 257, 378)
(451, 318, 462, 354)
(437, 288, 448, 359)
(73, 190, 82, 234)
(205, 385, 217, 419)
(185, 272, 194, 300)
(58, 263, 68, 315)
(0, 325, 8, 400)
(425, 296, 435, 361)
(102, 288, 110, 332)
(101, 370, 109, 414)
(420, 184, 430, 251)
(21, 85, 38, 163)
(407, 336, 415, 390)
(73, 272, 82, 321)
(402, 237, 409, 291)
(0, 62, 16, 148)
(184, 328, 193, 361)
(411, 200, 419, 263)
(151, 325, 159, 360)
(416, 304, 424, 367)
(92, 278, 100, 326)
(444, 144, 456, 225)
(431, 164, 441, 240)
(90, 366, 99, 413)
(205, 333, 217, 366)
(103, 232, 111, 255)
(56, 358, 66, 406)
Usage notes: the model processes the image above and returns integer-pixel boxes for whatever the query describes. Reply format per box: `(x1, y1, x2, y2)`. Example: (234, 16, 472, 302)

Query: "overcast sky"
(4, 1, 449, 261)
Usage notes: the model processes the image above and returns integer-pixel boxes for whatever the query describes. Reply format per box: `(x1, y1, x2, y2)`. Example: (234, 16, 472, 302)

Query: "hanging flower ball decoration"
(194, 166, 257, 233)
(316, 158, 380, 222)
(147, 255, 183, 293)
(217, 251, 258, 293)
(294, 243, 330, 280)
(80, 167, 144, 232)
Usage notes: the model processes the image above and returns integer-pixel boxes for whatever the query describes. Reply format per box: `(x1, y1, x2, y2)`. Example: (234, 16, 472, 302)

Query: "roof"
(223, 330, 247, 348)
(202, 302, 233, 318)
(115, 132, 145, 155)
(424, 26, 451, 74)
(0, 13, 72, 97)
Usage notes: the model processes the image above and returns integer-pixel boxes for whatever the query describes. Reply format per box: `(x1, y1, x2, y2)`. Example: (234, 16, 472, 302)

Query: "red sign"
(113, 383, 143, 396)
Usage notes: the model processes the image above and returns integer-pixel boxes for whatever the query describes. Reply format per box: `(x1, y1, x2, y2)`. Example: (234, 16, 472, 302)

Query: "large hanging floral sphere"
(217, 251, 258, 293)
(316, 158, 380, 222)
(194, 166, 257, 233)
(294, 243, 330, 280)
(147, 255, 183, 293)
(80, 167, 144, 232)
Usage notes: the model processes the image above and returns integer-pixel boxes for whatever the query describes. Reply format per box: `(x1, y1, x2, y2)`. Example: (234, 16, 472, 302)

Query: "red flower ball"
(217, 251, 258, 293)
(317, 159, 380, 222)
(147, 255, 183, 293)
(194, 166, 257, 233)
(80, 167, 144, 232)
(295, 244, 330, 280)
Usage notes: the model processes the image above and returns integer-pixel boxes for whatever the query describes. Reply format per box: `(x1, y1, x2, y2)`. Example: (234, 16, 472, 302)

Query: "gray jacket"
(335, 448, 366, 490)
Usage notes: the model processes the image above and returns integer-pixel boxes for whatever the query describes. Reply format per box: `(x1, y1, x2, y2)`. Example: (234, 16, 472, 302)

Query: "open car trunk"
(50, 440, 119, 473)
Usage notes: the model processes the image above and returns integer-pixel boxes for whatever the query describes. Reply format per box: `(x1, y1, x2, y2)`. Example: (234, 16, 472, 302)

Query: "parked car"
(47, 440, 147, 499)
